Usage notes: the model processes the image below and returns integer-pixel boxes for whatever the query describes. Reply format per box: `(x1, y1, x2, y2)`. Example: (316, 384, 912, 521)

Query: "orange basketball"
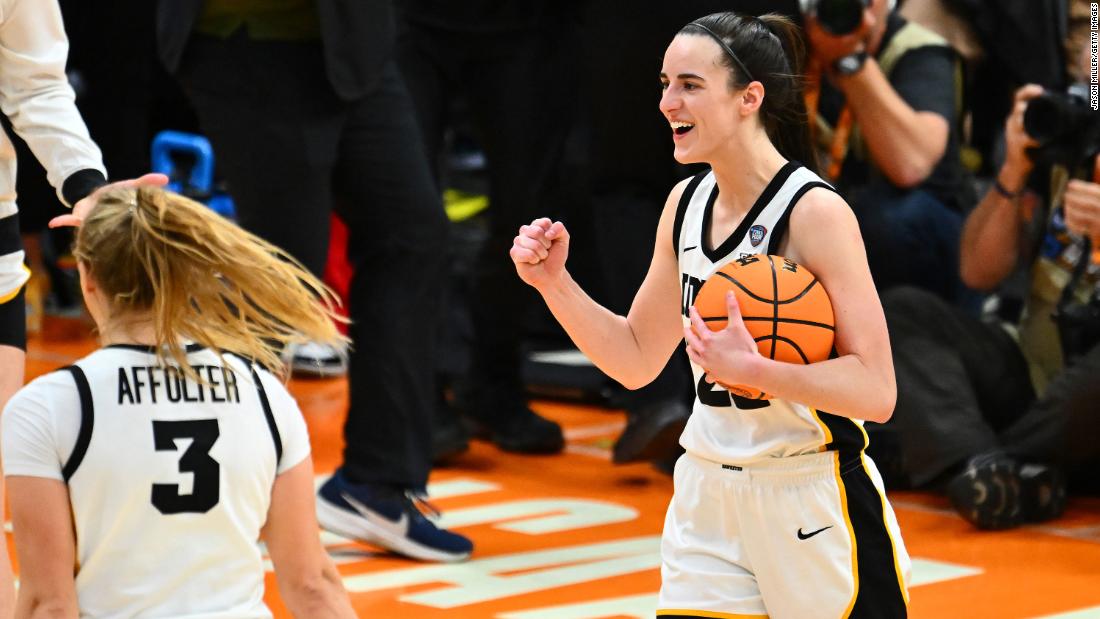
(693, 255, 835, 400)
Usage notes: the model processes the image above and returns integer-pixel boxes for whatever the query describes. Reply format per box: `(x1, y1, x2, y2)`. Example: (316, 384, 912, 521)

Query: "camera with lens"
(802, 0, 871, 36)
(1023, 84, 1100, 168)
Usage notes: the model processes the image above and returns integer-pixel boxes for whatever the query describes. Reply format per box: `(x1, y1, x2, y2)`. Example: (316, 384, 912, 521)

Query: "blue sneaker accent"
(316, 469, 473, 562)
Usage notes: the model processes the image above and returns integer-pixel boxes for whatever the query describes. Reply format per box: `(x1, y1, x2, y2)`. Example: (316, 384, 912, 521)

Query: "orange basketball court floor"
(13, 332, 1100, 619)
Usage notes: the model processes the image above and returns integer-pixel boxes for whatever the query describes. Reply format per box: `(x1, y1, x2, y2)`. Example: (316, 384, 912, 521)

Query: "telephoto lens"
(1022, 91, 1088, 146)
(805, 0, 870, 35)
(1021, 84, 1100, 167)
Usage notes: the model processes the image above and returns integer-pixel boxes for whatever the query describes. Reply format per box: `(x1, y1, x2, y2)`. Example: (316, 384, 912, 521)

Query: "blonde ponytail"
(74, 186, 348, 378)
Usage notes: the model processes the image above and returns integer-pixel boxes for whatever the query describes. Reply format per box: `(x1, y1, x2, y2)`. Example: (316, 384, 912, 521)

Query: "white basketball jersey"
(674, 163, 869, 463)
(2, 345, 311, 618)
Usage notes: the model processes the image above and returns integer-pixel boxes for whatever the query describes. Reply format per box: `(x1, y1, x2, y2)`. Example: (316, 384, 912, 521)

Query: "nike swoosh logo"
(341, 492, 409, 536)
(683, 245, 698, 252)
(797, 525, 833, 540)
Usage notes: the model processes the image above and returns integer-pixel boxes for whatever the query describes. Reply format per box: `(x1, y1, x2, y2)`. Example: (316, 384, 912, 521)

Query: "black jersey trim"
(0, 211, 20, 256)
(673, 171, 710, 253)
(61, 365, 94, 483)
(766, 181, 836, 255)
(0, 287, 27, 350)
(249, 365, 283, 466)
(703, 160, 799, 263)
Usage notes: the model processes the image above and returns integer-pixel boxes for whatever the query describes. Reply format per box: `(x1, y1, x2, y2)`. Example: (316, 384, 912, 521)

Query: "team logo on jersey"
(749, 225, 767, 247)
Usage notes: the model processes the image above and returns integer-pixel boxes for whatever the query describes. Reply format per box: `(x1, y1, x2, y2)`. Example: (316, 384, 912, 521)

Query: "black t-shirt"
(819, 13, 964, 211)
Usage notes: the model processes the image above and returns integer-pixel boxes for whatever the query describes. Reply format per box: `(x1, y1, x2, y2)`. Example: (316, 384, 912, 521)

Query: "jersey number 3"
(152, 419, 221, 514)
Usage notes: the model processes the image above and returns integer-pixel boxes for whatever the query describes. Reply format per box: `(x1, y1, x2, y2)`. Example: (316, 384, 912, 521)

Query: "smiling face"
(659, 34, 760, 165)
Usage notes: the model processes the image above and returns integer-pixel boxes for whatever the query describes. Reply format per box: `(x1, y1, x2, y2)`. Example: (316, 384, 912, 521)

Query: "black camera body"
(1023, 84, 1100, 168)
(1053, 292, 1100, 363)
(803, 0, 871, 36)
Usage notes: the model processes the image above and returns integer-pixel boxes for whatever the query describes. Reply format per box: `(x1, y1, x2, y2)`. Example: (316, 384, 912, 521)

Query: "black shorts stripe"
(816, 409, 869, 453)
(839, 452, 908, 618)
(0, 286, 26, 350)
(673, 170, 709, 253)
(250, 365, 283, 467)
(62, 365, 95, 482)
(0, 212, 20, 256)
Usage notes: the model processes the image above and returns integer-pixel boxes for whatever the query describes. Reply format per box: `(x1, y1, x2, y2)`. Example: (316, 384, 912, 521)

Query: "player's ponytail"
(680, 12, 819, 174)
(74, 186, 347, 379)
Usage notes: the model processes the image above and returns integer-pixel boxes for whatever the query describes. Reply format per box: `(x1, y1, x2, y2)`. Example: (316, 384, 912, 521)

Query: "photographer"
(805, 0, 970, 304)
(871, 84, 1100, 530)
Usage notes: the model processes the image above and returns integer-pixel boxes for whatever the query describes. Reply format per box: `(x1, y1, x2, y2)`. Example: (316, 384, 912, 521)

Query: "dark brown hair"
(680, 12, 820, 173)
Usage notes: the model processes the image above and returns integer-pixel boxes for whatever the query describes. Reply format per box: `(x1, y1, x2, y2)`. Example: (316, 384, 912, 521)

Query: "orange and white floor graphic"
(15, 334, 1100, 618)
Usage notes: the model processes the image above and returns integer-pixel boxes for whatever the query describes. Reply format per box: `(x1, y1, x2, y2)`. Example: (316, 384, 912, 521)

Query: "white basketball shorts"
(658, 450, 910, 618)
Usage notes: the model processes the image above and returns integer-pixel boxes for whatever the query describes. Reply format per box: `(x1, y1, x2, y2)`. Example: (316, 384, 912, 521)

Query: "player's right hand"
(510, 217, 570, 289)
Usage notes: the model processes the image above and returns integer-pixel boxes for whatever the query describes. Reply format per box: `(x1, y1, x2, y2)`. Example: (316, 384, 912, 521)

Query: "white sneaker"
(286, 341, 348, 378)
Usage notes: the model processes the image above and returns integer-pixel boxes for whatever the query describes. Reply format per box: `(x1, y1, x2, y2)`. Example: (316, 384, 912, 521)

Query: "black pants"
(849, 183, 977, 309)
(178, 34, 447, 489)
(874, 286, 1100, 490)
(395, 19, 572, 413)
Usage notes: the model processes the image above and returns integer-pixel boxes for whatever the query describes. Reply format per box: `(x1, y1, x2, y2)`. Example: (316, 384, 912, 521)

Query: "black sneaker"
(316, 470, 473, 562)
(947, 452, 1023, 530)
(613, 399, 690, 464)
(1018, 463, 1067, 523)
(464, 404, 565, 454)
(946, 453, 1067, 530)
(432, 396, 470, 464)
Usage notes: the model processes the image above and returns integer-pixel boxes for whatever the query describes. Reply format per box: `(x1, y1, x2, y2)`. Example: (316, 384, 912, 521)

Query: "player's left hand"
(684, 291, 761, 386)
(49, 173, 170, 228)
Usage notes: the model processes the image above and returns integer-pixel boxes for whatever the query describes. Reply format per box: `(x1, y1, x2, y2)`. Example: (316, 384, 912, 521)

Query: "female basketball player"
(2, 187, 356, 618)
(511, 12, 910, 618)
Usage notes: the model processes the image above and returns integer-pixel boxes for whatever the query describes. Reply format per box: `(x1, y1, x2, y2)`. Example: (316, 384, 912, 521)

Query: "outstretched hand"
(684, 291, 761, 386)
(49, 173, 170, 228)
(509, 217, 571, 289)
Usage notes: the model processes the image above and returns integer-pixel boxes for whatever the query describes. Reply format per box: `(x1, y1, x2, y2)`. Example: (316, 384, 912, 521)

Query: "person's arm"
(6, 477, 78, 619)
(3, 376, 83, 618)
(0, 0, 107, 204)
(0, 347, 25, 615)
(511, 180, 689, 390)
(831, 56, 950, 188)
(959, 85, 1043, 290)
(0, 477, 15, 618)
(806, 14, 951, 188)
(684, 188, 896, 422)
(262, 458, 355, 619)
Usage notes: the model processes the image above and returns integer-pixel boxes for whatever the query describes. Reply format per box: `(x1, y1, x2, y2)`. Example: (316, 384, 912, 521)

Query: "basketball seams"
(776, 278, 825, 305)
(734, 316, 836, 330)
(768, 256, 779, 360)
(713, 271, 774, 303)
(694, 254, 834, 380)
